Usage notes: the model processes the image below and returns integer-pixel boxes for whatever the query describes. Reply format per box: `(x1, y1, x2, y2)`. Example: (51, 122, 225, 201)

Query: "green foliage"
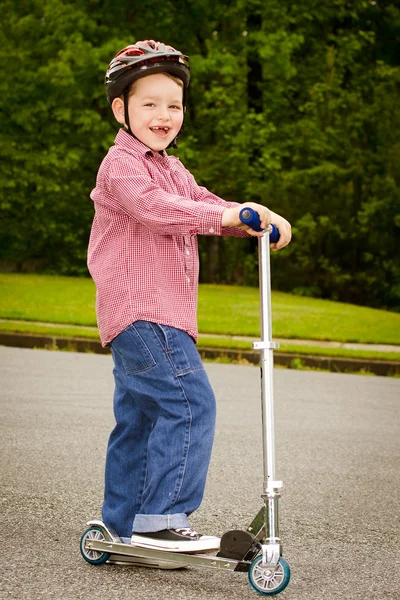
(0, 0, 399, 309)
(0, 0, 117, 274)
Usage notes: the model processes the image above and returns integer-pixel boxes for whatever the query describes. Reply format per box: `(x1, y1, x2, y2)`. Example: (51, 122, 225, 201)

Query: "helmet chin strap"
(123, 88, 133, 137)
(122, 86, 185, 150)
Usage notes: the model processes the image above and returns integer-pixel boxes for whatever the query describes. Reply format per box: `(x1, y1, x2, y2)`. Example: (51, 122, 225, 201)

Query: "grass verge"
(1, 320, 400, 362)
(1, 273, 399, 348)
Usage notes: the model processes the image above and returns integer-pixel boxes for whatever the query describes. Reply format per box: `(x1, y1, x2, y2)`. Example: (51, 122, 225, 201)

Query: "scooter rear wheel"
(80, 526, 111, 565)
(248, 555, 290, 596)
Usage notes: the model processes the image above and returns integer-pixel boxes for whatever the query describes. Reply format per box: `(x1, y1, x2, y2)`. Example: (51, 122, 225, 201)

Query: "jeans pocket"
(111, 323, 156, 375)
(152, 323, 204, 377)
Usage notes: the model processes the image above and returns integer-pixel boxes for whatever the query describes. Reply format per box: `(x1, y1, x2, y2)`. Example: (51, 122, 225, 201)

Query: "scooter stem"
(252, 228, 282, 545)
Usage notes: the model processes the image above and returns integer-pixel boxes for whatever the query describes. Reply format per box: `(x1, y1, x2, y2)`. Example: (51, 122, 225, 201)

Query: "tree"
(1, 0, 399, 309)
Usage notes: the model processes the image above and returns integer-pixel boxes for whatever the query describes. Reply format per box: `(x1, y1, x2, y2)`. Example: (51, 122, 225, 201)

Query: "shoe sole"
(130, 538, 220, 554)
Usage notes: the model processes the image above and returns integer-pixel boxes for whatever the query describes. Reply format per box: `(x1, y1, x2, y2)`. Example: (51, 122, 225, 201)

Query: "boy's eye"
(170, 105, 182, 110)
(144, 102, 155, 107)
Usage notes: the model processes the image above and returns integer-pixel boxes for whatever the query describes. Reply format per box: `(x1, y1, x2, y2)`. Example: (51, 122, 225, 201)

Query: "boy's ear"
(111, 97, 126, 125)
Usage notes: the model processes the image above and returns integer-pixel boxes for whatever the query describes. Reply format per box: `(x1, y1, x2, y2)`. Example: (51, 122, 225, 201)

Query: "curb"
(1, 332, 399, 377)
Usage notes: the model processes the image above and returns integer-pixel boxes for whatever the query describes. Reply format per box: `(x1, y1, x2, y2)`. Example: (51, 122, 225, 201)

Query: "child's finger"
(275, 229, 292, 249)
(245, 225, 265, 238)
(237, 221, 265, 237)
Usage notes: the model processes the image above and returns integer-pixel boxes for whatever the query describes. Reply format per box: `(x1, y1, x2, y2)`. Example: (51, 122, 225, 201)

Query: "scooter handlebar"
(239, 207, 280, 243)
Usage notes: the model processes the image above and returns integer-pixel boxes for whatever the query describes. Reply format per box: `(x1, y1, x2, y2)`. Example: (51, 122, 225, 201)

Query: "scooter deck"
(85, 537, 251, 572)
(107, 553, 189, 568)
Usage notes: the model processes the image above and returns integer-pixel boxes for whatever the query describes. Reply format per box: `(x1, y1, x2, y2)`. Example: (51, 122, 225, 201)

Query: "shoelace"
(175, 528, 199, 538)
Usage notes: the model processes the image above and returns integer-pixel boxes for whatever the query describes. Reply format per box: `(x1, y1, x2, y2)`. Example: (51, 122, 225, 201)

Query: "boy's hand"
(222, 203, 291, 249)
(222, 203, 271, 236)
(268, 210, 292, 250)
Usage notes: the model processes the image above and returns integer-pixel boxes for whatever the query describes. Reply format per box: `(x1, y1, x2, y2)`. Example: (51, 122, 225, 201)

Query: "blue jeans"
(102, 321, 216, 539)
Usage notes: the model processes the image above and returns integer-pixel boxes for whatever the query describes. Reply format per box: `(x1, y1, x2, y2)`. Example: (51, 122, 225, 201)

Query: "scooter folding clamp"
(263, 480, 283, 496)
(252, 341, 280, 350)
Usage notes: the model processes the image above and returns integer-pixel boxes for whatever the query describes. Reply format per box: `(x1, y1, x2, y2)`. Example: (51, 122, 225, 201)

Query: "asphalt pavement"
(1, 346, 399, 600)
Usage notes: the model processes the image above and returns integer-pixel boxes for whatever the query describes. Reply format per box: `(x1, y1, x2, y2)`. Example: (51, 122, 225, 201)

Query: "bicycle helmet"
(105, 40, 190, 104)
(105, 40, 190, 146)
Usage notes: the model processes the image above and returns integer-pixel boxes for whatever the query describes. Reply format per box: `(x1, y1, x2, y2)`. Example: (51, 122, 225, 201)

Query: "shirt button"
(186, 276, 191, 283)
(209, 227, 215, 233)
(186, 249, 190, 256)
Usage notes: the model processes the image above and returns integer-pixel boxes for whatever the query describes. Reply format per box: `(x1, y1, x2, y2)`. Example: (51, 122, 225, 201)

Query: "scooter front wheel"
(80, 526, 111, 565)
(248, 555, 290, 596)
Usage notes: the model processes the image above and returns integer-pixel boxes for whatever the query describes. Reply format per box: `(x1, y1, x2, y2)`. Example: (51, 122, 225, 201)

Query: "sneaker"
(131, 527, 220, 554)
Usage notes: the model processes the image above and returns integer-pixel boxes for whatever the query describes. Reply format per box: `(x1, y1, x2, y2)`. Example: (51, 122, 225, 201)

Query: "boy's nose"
(156, 108, 171, 121)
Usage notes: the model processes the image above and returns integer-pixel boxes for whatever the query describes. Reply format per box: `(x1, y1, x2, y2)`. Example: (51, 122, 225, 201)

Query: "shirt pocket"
(111, 323, 156, 375)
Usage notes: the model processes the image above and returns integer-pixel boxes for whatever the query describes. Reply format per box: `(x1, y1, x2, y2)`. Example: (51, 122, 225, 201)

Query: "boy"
(87, 40, 291, 558)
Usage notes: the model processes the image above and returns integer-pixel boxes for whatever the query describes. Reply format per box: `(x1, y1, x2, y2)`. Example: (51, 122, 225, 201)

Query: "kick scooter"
(80, 207, 291, 596)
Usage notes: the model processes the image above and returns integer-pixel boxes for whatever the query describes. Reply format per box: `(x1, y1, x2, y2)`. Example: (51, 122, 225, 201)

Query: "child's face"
(122, 73, 184, 151)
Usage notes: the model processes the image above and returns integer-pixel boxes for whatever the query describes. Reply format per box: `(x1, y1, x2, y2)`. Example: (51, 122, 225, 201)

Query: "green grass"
(1, 273, 399, 346)
(0, 274, 98, 326)
(198, 284, 400, 344)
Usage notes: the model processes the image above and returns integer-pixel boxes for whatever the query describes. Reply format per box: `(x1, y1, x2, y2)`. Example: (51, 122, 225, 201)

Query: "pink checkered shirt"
(88, 128, 245, 347)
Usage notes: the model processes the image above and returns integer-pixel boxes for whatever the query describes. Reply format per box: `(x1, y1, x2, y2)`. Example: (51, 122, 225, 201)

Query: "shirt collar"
(115, 128, 168, 159)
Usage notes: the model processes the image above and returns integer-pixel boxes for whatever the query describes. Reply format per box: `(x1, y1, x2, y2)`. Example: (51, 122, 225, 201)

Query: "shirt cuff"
(198, 205, 225, 236)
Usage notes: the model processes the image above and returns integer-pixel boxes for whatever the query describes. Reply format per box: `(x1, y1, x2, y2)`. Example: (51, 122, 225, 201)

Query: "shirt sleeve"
(185, 169, 250, 238)
(108, 156, 225, 236)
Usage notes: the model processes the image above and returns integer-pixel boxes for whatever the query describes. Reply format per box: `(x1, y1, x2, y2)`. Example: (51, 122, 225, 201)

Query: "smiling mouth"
(150, 126, 170, 134)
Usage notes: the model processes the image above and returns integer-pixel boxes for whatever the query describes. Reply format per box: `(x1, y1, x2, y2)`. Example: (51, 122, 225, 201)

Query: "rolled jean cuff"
(133, 513, 190, 533)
